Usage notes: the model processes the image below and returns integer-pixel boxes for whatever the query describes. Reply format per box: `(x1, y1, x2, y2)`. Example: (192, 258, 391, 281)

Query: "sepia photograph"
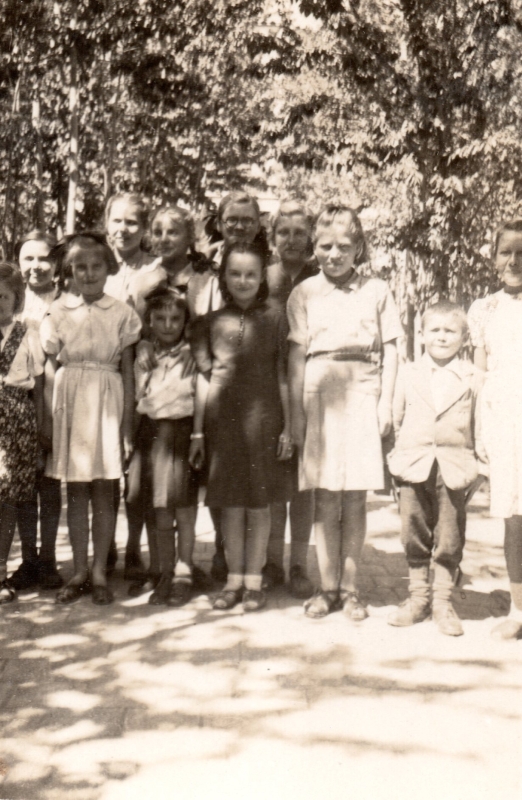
(0, 1, 520, 798)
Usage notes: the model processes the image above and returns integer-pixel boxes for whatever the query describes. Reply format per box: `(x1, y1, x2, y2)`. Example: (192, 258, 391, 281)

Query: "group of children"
(0, 191, 521, 641)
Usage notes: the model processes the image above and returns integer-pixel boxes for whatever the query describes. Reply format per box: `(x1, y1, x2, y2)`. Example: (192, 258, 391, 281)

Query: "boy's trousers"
(399, 461, 467, 572)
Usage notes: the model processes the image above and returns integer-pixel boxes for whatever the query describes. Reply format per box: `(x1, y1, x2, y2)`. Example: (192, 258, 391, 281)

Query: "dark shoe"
(210, 554, 228, 583)
(56, 579, 92, 605)
(388, 597, 431, 627)
(38, 560, 64, 590)
(491, 618, 522, 641)
(123, 552, 146, 582)
(9, 560, 40, 591)
(340, 590, 369, 621)
(106, 541, 118, 576)
(128, 573, 160, 598)
(192, 565, 213, 592)
(288, 565, 314, 599)
(92, 585, 114, 606)
(148, 574, 172, 605)
(304, 590, 340, 619)
(0, 579, 16, 605)
(242, 589, 266, 612)
(433, 601, 463, 636)
(262, 561, 285, 590)
(213, 588, 242, 610)
(167, 581, 192, 607)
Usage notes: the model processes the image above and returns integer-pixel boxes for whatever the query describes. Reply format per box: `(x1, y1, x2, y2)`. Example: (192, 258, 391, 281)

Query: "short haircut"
(491, 219, 522, 259)
(0, 262, 26, 314)
(271, 199, 314, 242)
(217, 191, 260, 222)
(15, 229, 57, 262)
(104, 192, 150, 230)
(219, 240, 269, 304)
(314, 205, 369, 266)
(421, 300, 468, 333)
(144, 286, 190, 332)
(53, 231, 120, 277)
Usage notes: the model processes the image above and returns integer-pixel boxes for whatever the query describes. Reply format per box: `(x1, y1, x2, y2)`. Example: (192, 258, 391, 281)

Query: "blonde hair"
(104, 192, 150, 230)
(314, 205, 369, 266)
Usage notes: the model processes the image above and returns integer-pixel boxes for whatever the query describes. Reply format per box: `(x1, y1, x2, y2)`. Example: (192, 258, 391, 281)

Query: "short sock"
(224, 573, 243, 592)
(174, 561, 192, 583)
(244, 574, 262, 591)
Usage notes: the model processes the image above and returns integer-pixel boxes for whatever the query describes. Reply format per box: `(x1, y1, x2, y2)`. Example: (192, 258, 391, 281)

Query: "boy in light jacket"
(387, 301, 487, 636)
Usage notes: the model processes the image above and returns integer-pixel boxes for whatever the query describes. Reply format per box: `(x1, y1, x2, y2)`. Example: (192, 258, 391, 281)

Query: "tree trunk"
(32, 95, 45, 229)
(66, 6, 79, 234)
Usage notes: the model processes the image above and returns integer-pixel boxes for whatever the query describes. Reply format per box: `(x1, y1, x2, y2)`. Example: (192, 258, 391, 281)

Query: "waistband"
(307, 349, 380, 364)
(65, 361, 119, 373)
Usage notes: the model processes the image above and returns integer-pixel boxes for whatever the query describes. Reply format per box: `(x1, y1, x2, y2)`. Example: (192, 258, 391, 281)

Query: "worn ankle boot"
(388, 564, 430, 626)
(432, 563, 463, 636)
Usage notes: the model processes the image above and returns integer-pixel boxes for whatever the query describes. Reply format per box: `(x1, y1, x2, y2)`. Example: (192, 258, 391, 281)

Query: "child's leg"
(12, 488, 40, 589)
(289, 490, 313, 571)
(168, 506, 197, 607)
(90, 479, 116, 588)
(221, 507, 246, 591)
(66, 482, 91, 586)
(264, 502, 286, 586)
(210, 506, 227, 582)
(314, 490, 342, 591)
(0, 502, 17, 601)
(244, 506, 271, 591)
(431, 468, 466, 635)
(147, 508, 175, 604)
(388, 477, 433, 627)
(145, 508, 160, 576)
(339, 490, 367, 592)
(125, 447, 148, 580)
(492, 516, 522, 639)
(39, 477, 62, 562)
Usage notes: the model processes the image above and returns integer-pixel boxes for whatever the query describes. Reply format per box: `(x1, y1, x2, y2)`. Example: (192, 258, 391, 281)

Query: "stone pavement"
(0, 491, 521, 800)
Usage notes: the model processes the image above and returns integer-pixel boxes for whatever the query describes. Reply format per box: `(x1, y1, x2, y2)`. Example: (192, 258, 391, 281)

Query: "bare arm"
(473, 346, 487, 371)
(378, 340, 398, 437)
(277, 351, 293, 460)
(41, 354, 58, 451)
(289, 341, 307, 451)
(189, 371, 210, 470)
(121, 345, 135, 463)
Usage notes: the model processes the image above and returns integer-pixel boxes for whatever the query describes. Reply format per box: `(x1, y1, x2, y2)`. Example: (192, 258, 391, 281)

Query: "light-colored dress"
(287, 270, 403, 491)
(17, 285, 58, 330)
(40, 293, 141, 482)
(468, 290, 522, 517)
(105, 250, 165, 319)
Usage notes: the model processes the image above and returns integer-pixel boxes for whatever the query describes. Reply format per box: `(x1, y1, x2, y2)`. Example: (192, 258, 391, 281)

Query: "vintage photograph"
(0, 1, 520, 798)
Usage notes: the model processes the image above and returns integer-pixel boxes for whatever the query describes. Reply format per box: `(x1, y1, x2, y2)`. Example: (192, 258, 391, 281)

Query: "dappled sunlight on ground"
(0, 492, 520, 799)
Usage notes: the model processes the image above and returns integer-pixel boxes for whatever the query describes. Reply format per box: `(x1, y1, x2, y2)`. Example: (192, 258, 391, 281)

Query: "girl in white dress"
(469, 219, 522, 640)
(288, 206, 403, 619)
(41, 233, 141, 605)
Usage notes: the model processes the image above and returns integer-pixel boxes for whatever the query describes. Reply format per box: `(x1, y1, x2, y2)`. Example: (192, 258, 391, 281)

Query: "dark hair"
(52, 231, 119, 279)
(143, 286, 190, 336)
(314, 204, 369, 266)
(0, 262, 26, 314)
(492, 219, 522, 259)
(421, 300, 468, 333)
(150, 205, 211, 274)
(219, 241, 269, 304)
(15, 229, 57, 262)
(104, 192, 150, 231)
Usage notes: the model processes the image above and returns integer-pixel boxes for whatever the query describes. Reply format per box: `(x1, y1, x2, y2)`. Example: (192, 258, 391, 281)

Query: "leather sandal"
(0, 579, 16, 605)
(304, 590, 340, 618)
(340, 590, 368, 621)
(55, 579, 92, 605)
(92, 585, 114, 606)
(148, 574, 172, 605)
(213, 588, 242, 610)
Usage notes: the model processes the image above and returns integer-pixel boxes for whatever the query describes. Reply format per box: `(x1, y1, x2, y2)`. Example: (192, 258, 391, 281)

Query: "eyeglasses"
(222, 216, 257, 230)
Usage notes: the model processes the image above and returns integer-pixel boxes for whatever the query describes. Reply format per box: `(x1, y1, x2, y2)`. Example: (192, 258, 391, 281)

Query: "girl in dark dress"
(189, 241, 293, 612)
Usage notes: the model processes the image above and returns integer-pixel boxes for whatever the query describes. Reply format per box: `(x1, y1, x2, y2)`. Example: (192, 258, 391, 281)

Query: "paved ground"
(0, 490, 521, 800)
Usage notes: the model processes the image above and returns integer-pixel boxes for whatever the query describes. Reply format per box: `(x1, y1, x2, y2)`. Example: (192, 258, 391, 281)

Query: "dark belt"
(307, 350, 380, 363)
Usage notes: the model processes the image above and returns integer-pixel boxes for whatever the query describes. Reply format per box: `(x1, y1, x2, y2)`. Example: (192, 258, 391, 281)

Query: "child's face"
(275, 214, 311, 266)
(0, 281, 17, 326)
(19, 240, 55, 292)
(495, 230, 522, 290)
(225, 252, 263, 309)
(219, 202, 260, 246)
(314, 222, 359, 281)
(150, 213, 190, 263)
(422, 313, 465, 365)
(106, 199, 144, 257)
(150, 304, 186, 348)
(68, 243, 109, 302)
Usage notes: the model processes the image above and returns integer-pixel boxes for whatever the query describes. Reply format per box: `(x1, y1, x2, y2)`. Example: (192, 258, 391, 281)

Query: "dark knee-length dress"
(190, 301, 293, 508)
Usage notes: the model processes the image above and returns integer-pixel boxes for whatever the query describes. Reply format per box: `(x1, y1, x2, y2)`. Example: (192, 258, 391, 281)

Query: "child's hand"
(377, 400, 393, 438)
(277, 431, 294, 461)
(122, 434, 134, 466)
(189, 438, 205, 470)
(136, 340, 157, 371)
